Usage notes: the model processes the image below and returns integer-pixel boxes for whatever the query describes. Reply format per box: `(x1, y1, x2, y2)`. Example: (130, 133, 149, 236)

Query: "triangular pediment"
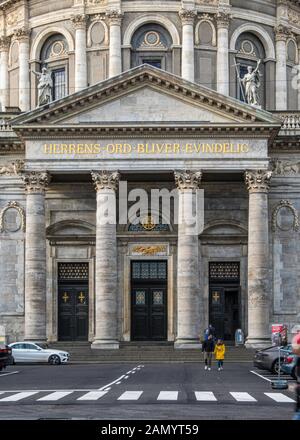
(12, 64, 281, 130)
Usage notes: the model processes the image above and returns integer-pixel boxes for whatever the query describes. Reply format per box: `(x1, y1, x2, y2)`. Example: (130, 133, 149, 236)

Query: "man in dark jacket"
(202, 335, 215, 371)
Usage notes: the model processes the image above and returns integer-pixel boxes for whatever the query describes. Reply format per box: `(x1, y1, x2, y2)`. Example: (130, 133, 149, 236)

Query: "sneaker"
(208, 367, 211, 371)
(204, 365, 208, 370)
(218, 367, 221, 371)
(221, 367, 223, 370)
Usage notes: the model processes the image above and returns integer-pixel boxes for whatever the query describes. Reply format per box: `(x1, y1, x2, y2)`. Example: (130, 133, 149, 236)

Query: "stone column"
(22, 171, 51, 342)
(245, 170, 272, 348)
(216, 12, 230, 96)
(174, 170, 202, 348)
(275, 25, 289, 110)
(106, 10, 123, 78)
(15, 28, 30, 111)
(179, 8, 196, 82)
(91, 170, 120, 349)
(0, 36, 10, 110)
(71, 14, 88, 92)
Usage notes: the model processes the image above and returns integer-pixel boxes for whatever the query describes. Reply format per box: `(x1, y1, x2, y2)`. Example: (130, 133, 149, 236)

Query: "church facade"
(0, 0, 300, 349)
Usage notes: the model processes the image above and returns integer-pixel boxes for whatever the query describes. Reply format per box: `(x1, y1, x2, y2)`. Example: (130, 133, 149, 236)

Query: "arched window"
(235, 33, 266, 108)
(40, 34, 69, 101)
(131, 24, 173, 71)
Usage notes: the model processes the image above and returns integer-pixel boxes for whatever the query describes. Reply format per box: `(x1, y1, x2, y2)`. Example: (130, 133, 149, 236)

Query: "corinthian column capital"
(174, 170, 202, 190)
(179, 8, 197, 25)
(216, 11, 231, 28)
(91, 170, 120, 191)
(22, 171, 51, 193)
(106, 9, 123, 26)
(13, 27, 30, 42)
(275, 24, 291, 42)
(244, 170, 272, 193)
(0, 36, 11, 52)
(70, 14, 88, 30)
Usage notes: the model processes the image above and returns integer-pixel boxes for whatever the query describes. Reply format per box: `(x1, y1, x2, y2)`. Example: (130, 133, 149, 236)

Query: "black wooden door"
(131, 286, 167, 341)
(58, 285, 89, 341)
(209, 287, 239, 340)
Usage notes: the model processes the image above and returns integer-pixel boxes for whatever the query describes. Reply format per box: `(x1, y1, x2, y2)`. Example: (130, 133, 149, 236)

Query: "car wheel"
(11, 357, 15, 366)
(291, 367, 297, 380)
(272, 358, 284, 374)
(48, 354, 61, 365)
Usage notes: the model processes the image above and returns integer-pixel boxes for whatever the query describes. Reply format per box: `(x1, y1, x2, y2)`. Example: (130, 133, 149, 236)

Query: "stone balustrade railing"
(272, 111, 300, 131)
(0, 118, 12, 131)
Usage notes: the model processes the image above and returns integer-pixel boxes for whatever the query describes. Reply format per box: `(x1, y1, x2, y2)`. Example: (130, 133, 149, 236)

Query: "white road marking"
(77, 391, 108, 401)
(0, 391, 38, 402)
(195, 392, 217, 401)
(0, 371, 19, 378)
(98, 375, 125, 391)
(37, 391, 73, 401)
(126, 371, 132, 374)
(103, 387, 111, 391)
(264, 393, 296, 403)
(157, 391, 178, 401)
(250, 370, 272, 382)
(116, 382, 121, 385)
(230, 392, 257, 402)
(124, 376, 129, 379)
(118, 391, 143, 401)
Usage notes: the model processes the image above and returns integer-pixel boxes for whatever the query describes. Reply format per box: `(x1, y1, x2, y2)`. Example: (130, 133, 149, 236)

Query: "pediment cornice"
(11, 65, 281, 133)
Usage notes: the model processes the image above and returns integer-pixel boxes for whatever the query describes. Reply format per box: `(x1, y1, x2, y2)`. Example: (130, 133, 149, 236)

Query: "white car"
(9, 342, 69, 365)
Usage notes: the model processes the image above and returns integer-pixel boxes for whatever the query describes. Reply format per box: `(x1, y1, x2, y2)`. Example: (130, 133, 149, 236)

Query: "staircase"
(49, 341, 255, 363)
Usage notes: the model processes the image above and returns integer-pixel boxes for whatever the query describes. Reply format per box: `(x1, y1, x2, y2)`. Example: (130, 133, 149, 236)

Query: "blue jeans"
(217, 360, 224, 368)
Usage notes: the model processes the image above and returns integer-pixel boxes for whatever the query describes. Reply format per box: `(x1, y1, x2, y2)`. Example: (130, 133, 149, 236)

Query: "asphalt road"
(0, 362, 297, 420)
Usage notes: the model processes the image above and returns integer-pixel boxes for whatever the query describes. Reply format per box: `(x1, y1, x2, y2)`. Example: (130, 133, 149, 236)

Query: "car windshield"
(35, 343, 48, 349)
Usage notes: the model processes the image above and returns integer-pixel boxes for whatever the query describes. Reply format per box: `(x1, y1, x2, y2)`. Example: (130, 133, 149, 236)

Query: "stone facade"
(0, 0, 300, 348)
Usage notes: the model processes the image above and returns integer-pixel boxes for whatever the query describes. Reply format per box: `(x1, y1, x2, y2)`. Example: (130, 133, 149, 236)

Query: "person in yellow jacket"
(214, 339, 226, 371)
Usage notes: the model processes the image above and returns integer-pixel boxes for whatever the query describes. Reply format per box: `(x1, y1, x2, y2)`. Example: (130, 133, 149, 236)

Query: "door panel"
(58, 285, 88, 341)
(209, 287, 240, 340)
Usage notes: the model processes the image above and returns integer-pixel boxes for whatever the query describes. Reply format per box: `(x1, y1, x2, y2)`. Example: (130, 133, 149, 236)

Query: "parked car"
(282, 353, 298, 379)
(253, 344, 293, 374)
(0, 344, 12, 371)
(9, 342, 69, 365)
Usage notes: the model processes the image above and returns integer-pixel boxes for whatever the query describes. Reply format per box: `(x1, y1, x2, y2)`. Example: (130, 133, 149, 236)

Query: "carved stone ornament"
(106, 9, 123, 26)
(271, 159, 300, 176)
(22, 171, 51, 193)
(174, 170, 202, 190)
(71, 14, 88, 30)
(131, 245, 167, 256)
(0, 36, 11, 52)
(179, 8, 197, 25)
(0, 160, 24, 175)
(244, 170, 272, 193)
(13, 27, 30, 41)
(91, 170, 120, 191)
(0, 201, 25, 233)
(272, 200, 299, 232)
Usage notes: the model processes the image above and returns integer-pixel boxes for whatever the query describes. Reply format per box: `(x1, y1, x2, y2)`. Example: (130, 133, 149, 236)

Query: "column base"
(174, 339, 202, 349)
(91, 339, 119, 350)
(245, 338, 271, 349)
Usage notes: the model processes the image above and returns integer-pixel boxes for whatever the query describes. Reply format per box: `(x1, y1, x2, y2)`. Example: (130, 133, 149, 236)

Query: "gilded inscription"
(43, 142, 250, 155)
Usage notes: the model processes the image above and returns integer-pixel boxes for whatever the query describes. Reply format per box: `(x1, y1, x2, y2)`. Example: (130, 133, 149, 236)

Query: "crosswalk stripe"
(118, 391, 143, 401)
(37, 391, 73, 401)
(157, 391, 178, 401)
(264, 393, 296, 403)
(77, 391, 108, 401)
(195, 392, 217, 401)
(230, 392, 257, 402)
(0, 392, 38, 402)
